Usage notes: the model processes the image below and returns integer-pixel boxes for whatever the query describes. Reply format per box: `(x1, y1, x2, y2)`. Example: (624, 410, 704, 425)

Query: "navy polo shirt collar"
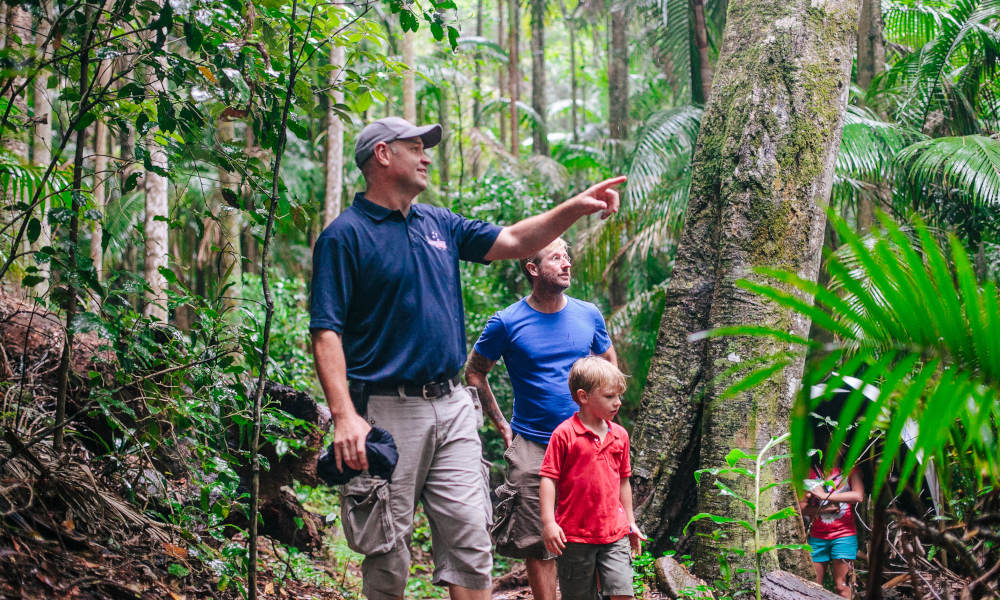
(353, 192, 423, 222)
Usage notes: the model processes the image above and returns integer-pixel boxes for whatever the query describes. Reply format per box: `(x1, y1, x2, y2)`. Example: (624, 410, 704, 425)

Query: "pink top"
(807, 467, 858, 540)
(539, 414, 631, 544)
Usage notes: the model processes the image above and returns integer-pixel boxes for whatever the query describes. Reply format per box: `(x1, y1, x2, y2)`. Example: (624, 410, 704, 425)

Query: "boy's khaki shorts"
(557, 537, 634, 599)
(491, 434, 557, 560)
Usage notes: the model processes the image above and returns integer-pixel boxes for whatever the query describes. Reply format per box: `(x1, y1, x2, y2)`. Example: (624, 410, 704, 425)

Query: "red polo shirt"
(539, 413, 631, 544)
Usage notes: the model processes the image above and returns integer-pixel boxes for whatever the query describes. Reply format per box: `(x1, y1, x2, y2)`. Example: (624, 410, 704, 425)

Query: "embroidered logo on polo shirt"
(425, 230, 447, 250)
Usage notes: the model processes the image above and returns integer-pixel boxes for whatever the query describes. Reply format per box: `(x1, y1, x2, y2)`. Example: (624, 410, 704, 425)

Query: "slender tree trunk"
(54, 3, 102, 451)
(144, 60, 169, 322)
(91, 59, 111, 289)
(241, 127, 259, 276)
(3, 6, 30, 159)
(856, 0, 884, 93)
(217, 118, 242, 310)
(438, 88, 450, 190)
(630, 0, 860, 583)
(570, 29, 579, 144)
(508, 0, 520, 157)
(474, 0, 483, 128)
(497, 0, 507, 145)
(855, 0, 885, 234)
(608, 4, 628, 140)
(30, 3, 53, 296)
(324, 44, 344, 228)
(692, 0, 714, 103)
(530, 0, 548, 156)
(3, 6, 31, 296)
(402, 31, 416, 122)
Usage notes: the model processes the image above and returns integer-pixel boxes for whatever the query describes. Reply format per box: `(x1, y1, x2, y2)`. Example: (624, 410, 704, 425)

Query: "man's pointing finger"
(588, 175, 627, 192)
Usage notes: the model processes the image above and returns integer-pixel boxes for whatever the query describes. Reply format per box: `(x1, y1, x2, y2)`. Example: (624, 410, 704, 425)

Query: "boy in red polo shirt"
(539, 356, 645, 599)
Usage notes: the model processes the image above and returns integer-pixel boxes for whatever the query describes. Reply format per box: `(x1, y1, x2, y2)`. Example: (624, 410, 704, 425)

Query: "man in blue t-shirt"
(465, 237, 616, 600)
(311, 117, 624, 600)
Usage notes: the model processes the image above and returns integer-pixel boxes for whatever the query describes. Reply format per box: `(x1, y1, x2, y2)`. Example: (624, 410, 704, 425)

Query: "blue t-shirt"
(473, 297, 612, 444)
(310, 193, 501, 384)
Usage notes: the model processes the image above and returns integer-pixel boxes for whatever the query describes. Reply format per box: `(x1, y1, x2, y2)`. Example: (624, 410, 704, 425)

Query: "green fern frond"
(714, 213, 1000, 500)
(896, 134, 1000, 206)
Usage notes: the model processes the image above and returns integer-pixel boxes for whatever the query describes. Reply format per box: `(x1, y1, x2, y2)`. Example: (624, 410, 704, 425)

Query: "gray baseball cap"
(354, 117, 443, 167)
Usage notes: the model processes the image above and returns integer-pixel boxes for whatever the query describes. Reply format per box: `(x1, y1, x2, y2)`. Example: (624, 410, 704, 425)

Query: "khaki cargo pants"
(340, 386, 492, 600)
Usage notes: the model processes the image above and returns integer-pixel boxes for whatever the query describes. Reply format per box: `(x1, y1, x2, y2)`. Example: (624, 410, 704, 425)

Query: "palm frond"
(524, 155, 570, 192)
(895, 134, 1000, 207)
(887, 0, 1000, 129)
(832, 105, 925, 207)
(455, 36, 509, 64)
(546, 98, 601, 123)
(478, 98, 545, 129)
(884, 1, 948, 49)
(623, 105, 701, 215)
(640, 0, 692, 101)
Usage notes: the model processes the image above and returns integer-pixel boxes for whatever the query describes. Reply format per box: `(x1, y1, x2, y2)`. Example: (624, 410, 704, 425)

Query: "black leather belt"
(367, 375, 462, 399)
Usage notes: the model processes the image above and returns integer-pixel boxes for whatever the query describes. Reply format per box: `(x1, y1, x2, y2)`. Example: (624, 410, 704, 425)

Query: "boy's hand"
(628, 523, 647, 557)
(543, 522, 567, 556)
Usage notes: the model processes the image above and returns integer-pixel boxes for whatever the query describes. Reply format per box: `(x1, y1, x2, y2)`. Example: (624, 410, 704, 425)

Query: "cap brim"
(412, 123, 442, 149)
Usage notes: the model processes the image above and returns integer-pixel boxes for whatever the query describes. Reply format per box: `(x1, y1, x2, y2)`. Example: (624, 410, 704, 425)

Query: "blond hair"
(568, 356, 627, 402)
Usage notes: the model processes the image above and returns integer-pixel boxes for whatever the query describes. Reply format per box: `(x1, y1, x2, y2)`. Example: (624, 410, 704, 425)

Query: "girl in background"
(801, 452, 865, 599)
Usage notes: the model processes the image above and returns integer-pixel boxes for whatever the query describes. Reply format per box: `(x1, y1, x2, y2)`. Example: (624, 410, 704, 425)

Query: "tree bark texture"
(508, 0, 520, 157)
(630, 0, 859, 583)
(323, 44, 344, 228)
(530, 0, 548, 156)
(608, 5, 628, 140)
(143, 60, 169, 322)
(692, 0, 714, 104)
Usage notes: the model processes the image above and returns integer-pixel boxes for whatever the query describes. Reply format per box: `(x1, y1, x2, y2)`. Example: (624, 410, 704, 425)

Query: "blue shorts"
(809, 535, 857, 562)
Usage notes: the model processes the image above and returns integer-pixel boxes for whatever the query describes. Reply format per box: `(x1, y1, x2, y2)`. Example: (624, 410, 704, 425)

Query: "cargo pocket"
(489, 482, 518, 549)
(341, 476, 395, 555)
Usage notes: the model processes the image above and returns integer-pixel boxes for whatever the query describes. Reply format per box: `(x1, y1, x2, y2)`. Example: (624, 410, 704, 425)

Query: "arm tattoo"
(466, 351, 496, 376)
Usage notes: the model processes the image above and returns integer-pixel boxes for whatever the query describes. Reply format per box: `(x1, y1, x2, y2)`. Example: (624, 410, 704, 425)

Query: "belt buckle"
(421, 383, 433, 400)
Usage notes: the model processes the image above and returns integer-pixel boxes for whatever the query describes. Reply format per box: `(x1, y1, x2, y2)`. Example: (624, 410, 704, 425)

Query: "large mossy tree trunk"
(630, 0, 860, 583)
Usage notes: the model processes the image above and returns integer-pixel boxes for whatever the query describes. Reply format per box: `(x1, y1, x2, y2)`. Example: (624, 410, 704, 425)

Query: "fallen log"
(761, 570, 842, 600)
(226, 381, 331, 553)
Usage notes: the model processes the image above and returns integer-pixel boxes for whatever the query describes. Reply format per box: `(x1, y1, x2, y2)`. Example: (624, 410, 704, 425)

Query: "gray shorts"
(491, 435, 557, 560)
(557, 537, 634, 599)
(339, 386, 493, 600)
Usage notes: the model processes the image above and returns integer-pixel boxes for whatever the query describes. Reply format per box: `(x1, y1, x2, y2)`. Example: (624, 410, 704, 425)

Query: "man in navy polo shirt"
(465, 237, 616, 600)
(310, 116, 624, 600)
